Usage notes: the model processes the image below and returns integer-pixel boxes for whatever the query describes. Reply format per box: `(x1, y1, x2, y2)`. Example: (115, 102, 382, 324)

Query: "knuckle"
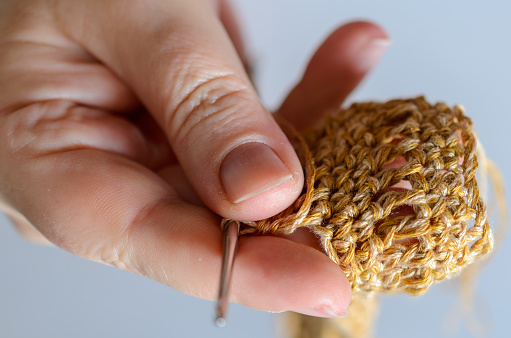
(1, 100, 72, 156)
(164, 68, 250, 147)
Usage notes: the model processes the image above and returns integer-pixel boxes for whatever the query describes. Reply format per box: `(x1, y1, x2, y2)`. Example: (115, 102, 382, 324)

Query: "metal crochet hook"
(215, 219, 240, 327)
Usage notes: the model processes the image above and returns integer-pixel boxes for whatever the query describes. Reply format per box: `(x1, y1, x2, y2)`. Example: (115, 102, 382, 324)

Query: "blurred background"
(1, 0, 510, 337)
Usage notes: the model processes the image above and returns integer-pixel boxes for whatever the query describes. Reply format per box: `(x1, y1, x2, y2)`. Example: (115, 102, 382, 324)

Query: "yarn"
(244, 96, 493, 292)
(232, 97, 496, 337)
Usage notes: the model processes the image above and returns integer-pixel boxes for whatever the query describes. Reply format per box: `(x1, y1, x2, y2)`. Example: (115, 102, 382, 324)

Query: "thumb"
(59, 0, 303, 221)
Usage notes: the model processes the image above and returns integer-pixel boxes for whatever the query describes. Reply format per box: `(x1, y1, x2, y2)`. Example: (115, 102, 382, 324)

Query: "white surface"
(1, 1, 510, 337)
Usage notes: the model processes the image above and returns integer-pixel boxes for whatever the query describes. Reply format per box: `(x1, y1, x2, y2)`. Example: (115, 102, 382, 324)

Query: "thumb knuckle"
(165, 71, 250, 148)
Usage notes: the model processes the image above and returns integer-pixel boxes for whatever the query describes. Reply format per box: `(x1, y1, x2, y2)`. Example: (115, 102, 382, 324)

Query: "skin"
(0, 0, 389, 317)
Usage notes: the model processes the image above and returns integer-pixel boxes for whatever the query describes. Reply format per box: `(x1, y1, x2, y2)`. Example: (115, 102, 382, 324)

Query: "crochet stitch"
(240, 97, 493, 296)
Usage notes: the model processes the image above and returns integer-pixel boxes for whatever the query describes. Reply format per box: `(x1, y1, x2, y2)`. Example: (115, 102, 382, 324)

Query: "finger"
(54, 0, 303, 221)
(202, 0, 247, 68)
(218, 0, 250, 71)
(277, 21, 390, 131)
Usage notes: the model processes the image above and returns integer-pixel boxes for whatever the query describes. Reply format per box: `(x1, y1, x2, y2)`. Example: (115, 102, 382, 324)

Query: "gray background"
(1, 0, 510, 337)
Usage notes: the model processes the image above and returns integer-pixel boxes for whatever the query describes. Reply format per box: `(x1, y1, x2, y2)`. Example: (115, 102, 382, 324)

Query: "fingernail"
(220, 142, 293, 203)
(293, 306, 348, 319)
(356, 37, 391, 71)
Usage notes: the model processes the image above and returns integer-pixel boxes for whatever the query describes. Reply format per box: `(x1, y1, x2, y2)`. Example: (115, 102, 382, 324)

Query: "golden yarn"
(234, 97, 496, 337)
(244, 96, 493, 293)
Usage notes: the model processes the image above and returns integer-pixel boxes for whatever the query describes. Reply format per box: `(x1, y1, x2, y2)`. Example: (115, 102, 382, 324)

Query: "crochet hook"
(215, 219, 240, 327)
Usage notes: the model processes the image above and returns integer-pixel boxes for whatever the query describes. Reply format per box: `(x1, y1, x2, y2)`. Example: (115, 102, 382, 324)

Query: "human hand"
(0, 0, 388, 317)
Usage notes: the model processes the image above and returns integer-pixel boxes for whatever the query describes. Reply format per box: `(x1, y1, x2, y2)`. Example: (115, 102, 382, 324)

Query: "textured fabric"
(241, 97, 493, 296)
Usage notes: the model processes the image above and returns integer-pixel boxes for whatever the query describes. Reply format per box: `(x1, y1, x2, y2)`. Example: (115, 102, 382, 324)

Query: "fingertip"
(339, 20, 389, 40)
(232, 236, 351, 317)
(278, 20, 391, 131)
(342, 21, 391, 72)
(306, 20, 391, 79)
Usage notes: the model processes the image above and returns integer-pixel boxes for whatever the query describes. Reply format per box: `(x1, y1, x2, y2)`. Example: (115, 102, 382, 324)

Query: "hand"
(0, 0, 388, 317)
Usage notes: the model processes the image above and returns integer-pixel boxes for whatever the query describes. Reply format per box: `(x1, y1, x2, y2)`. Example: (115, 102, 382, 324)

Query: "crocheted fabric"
(242, 97, 493, 295)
